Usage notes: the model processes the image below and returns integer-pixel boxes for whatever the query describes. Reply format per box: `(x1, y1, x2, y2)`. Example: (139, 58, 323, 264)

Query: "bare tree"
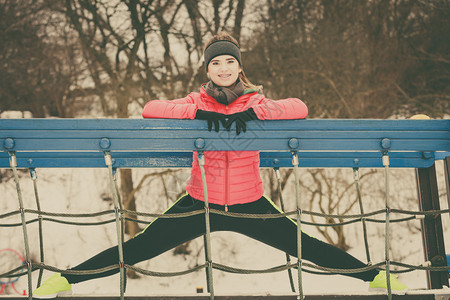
(247, 0, 449, 118)
(0, 0, 81, 117)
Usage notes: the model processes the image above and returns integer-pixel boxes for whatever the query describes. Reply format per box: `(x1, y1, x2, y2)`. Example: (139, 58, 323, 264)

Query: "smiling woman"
(32, 32, 408, 299)
(203, 32, 261, 92)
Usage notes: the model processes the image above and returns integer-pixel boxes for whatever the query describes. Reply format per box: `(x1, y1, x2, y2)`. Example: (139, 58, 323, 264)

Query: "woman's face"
(207, 55, 241, 88)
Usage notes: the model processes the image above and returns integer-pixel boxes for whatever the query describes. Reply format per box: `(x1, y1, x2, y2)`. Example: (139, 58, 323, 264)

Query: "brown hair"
(204, 32, 262, 91)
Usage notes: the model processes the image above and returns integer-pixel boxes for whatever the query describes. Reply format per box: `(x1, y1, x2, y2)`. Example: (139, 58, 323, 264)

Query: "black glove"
(195, 110, 227, 132)
(225, 108, 258, 135)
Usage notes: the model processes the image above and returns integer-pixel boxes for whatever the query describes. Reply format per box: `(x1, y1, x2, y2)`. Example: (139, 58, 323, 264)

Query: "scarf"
(204, 80, 245, 105)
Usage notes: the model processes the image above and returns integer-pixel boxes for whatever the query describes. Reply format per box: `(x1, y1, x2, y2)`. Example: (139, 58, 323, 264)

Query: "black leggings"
(64, 195, 378, 284)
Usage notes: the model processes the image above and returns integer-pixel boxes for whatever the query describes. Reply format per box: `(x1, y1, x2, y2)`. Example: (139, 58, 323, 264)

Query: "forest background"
(0, 0, 449, 296)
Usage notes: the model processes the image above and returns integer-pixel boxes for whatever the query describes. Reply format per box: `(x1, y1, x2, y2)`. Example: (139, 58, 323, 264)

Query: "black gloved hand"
(195, 110, 227, 132)
(225, 108, 258, 135)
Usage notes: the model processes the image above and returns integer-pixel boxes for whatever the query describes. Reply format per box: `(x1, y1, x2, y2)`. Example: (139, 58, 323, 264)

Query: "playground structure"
(0, 118, 449, 300)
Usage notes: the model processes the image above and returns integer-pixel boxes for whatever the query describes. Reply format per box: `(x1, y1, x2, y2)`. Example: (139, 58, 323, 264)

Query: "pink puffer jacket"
(142, 86, 308, 207)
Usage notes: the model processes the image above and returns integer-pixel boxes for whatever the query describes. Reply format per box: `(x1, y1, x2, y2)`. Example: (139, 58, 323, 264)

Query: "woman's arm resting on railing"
(250, 96, 308, 120)
(142, 93, 199, 119)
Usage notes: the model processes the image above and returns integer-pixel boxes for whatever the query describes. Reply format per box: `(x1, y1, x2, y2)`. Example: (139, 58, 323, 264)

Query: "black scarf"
(205, 80, 245, 105)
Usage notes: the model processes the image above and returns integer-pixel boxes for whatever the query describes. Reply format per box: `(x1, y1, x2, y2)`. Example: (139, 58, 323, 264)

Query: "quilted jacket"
(142, 85, 308, 207)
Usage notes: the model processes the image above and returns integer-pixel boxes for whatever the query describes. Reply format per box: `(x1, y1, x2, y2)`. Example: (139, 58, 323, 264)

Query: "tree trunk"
(120, 169, 140, 238)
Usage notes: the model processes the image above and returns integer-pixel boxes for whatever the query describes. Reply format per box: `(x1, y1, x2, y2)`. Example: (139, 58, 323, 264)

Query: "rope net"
(1, 151, 449, 300)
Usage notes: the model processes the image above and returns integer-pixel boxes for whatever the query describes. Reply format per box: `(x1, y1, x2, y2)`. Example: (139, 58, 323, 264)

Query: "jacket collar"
(200, 84, 258, 104)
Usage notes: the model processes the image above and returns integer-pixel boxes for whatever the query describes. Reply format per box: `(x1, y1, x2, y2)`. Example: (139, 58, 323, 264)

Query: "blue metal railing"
(1, 118, 449, 168)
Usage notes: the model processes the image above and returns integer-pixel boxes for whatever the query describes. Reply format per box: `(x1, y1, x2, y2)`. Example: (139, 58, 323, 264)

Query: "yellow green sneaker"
(33, 273, 72, 299)
(369, 270, 408, 294)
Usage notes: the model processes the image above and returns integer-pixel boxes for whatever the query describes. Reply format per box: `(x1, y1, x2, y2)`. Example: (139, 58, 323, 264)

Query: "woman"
(33, 32, 407, 298)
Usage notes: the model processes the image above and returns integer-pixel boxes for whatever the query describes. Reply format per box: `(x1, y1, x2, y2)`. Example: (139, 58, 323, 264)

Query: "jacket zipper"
(225, 105, 229, 212)
(225, 151, 229, 212)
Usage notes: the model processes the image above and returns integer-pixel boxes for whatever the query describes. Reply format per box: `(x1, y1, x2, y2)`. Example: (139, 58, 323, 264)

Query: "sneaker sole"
(369, 287, 408, 295)
(33, 289, 72, 299)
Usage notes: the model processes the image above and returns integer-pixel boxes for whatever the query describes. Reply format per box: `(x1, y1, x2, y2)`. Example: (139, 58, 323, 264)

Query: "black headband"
(204, 40, 241, 70)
